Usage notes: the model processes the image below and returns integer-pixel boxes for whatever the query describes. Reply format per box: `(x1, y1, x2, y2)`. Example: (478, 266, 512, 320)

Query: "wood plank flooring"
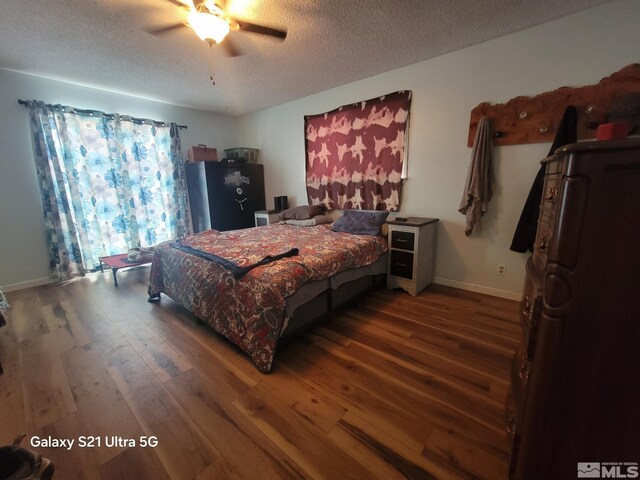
(0, 268, 520, 479)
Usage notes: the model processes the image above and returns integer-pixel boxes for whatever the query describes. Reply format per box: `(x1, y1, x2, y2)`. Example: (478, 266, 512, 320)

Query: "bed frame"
(279, 272, 386, 341)
(148, 226, 387, 373)
(167, 258, 386, 362)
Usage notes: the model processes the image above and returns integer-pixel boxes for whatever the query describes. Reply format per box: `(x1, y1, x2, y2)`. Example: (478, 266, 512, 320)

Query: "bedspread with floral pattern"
(148, 224, 387, 372)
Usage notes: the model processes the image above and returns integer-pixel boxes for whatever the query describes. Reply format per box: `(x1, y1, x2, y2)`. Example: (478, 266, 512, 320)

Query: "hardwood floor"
(0, 268, 520, 479)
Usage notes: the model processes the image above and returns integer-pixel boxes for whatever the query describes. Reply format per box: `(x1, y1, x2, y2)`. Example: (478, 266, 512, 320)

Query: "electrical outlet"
(498, 264, 506, 276)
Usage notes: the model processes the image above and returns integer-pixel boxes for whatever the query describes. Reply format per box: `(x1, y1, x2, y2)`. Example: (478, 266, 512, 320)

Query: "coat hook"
(519, 112, 528, 119)
(586, 104, 599, 115)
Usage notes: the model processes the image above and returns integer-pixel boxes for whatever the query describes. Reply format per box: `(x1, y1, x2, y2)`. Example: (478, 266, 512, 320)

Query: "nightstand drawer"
(389, 250, 414, 279)
(391, 231, 415, 250)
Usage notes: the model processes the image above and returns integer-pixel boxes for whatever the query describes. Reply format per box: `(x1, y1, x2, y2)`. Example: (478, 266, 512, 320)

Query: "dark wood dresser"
(507, 139, 640, 479)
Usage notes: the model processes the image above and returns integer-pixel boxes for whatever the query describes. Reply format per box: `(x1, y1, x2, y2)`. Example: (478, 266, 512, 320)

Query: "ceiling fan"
(147, 0, 287, 57)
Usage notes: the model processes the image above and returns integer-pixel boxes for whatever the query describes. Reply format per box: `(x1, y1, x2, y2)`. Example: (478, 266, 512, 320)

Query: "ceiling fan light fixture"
(188, 10, 230, 43)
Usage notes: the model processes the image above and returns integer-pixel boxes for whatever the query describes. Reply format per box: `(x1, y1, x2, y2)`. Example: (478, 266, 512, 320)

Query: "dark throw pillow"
(278, 205, 326, 221)
(331, 210, 389, 235)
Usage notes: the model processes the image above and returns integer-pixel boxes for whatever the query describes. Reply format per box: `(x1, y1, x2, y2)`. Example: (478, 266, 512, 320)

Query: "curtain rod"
(17, 99, 188, 130)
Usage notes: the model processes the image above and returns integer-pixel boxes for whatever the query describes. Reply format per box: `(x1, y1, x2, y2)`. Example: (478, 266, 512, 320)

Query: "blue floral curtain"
(0, 287, 8, 327)
(27, 101, 190, 280)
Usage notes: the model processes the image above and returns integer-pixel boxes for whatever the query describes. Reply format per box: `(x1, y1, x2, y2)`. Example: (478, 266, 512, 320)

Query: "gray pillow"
(331, 210, 389, 235)
(278, 205, 326, 221)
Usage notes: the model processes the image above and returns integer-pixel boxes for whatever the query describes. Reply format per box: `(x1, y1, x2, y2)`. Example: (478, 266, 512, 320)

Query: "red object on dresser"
(596, 121, 630, 140)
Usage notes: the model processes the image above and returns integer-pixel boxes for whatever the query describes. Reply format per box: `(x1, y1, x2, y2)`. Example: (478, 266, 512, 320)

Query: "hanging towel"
(510, 106, 577, 252)
(459, 116, 493, 237)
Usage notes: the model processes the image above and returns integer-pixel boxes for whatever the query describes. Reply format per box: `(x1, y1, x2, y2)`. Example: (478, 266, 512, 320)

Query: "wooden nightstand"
(254, 210, 281, 227)
(386, 217, 438, 296)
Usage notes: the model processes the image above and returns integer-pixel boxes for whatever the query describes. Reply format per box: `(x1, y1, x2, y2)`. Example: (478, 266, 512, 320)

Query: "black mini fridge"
(185, 162, 266, 232)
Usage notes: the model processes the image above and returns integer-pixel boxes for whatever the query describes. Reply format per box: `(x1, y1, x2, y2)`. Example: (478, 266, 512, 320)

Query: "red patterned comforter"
(148, 224, 387, 372)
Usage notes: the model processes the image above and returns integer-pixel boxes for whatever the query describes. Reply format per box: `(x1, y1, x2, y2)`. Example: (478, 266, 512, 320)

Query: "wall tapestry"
(305, 90, 412, 211)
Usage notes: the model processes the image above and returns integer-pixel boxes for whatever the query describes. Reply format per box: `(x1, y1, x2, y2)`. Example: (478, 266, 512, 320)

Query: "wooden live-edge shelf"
(468, 63, 640, 147)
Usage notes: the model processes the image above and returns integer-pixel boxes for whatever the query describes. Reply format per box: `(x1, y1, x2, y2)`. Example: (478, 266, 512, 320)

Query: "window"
(26, 101, 189, 279)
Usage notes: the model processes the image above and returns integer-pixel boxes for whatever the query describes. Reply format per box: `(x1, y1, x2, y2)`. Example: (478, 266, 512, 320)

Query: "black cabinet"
(186, 162, 265, 232)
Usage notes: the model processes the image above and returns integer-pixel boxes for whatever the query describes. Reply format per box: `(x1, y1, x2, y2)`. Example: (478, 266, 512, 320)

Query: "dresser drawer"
(505, 389, 519, 442)
(511, 336, 531, 405)
(543, 155, 566, 175)
(521, 260, 543, 357)
(389, 250, 414, 279)
(391, 230, 415, 250)
(532, 215, 553, 274)
(538, 174, 561, 225)
(533, 173, 562, 273)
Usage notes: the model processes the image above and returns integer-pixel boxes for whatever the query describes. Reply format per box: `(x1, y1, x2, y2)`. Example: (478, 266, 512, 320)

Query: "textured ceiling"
(0, 0, 610, 116)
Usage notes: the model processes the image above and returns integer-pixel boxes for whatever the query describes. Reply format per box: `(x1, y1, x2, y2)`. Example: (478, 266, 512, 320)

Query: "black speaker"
(274, 196, 288, 211)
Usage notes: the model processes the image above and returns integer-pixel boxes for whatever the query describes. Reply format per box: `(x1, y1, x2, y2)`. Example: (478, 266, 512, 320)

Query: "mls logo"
(578, 463, 601, 478)
(578, 462, 640, 478)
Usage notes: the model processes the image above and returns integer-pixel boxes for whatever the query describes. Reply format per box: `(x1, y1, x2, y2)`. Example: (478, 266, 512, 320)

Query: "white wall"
(237, 0, 640, 299)
(0, 69, 238, 289)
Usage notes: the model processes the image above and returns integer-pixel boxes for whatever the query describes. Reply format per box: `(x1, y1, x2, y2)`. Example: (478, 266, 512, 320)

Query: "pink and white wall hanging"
(304, 90, 412, 211)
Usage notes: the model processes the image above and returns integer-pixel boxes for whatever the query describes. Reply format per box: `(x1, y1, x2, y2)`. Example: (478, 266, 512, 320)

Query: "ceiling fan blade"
(146, 23, 188, 35)
(165, 0, 191, 7)
(233, 19, 287, 40)
(221, 36, 242, 57)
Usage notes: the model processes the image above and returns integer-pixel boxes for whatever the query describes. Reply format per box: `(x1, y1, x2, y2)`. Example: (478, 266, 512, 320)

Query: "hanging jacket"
(510, 106, 577, 252)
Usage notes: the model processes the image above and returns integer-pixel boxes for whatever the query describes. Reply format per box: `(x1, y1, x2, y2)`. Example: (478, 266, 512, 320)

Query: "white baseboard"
(1, 277, 56, 292)
(3, 275, 522, 300)
(433, 277, 523, 301)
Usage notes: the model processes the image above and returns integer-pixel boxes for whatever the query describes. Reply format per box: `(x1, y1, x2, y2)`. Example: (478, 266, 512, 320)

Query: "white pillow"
(283, 215, 333, 226)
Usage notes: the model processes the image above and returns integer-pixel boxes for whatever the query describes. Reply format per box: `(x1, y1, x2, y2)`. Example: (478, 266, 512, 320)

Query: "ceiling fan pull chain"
(208, 42, 216, 86)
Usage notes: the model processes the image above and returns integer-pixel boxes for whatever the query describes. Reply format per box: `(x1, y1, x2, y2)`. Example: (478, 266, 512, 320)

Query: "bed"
(148, 223, 388, 372)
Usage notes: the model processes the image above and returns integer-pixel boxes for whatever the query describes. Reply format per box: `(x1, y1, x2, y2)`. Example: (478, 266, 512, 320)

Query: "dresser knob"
(538, 236, 550, 253)
(519, 366, 529, 382)
(522, 296, 537, 323)
(519, 355, 529, 382)
(506, 409, 516, 435)
(522, 296, 532, 316)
